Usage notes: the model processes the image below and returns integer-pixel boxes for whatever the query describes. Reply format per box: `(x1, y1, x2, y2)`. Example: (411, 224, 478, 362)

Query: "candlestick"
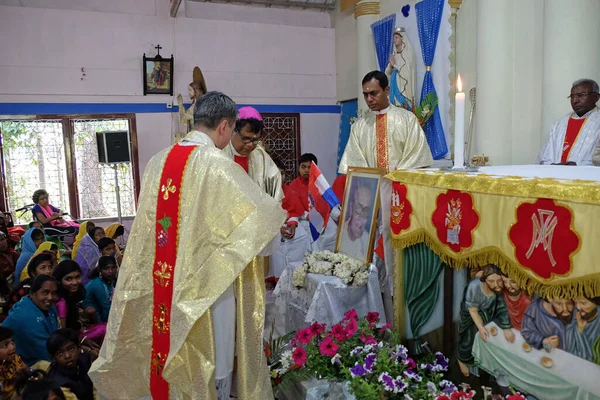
(453, 74, 465, 169)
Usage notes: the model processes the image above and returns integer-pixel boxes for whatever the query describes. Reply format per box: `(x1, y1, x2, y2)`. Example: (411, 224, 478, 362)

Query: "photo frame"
(143, 54, 174, 95)
(335, 167, 386, 266)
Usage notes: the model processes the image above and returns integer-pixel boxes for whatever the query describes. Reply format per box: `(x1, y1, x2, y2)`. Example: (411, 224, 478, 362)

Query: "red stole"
(150, 144, 197, 399)
(561, 117, 587, 162)
(503, 292, 531, 331)
(234, 155, 249, 173)
(375, 113, 389, 171)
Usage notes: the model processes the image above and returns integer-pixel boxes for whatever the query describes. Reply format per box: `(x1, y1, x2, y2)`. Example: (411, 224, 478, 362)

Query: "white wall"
(332, 6, 358, 102)
(0, 0, 339, 176)
(300, 113, 341, 182)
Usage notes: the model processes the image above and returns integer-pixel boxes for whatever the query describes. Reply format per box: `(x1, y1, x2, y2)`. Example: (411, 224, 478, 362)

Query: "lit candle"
(453, 74, 465, 169)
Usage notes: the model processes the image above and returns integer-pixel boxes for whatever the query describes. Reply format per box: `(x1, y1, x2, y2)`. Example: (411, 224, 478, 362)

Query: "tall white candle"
(454, 74, 465, 169)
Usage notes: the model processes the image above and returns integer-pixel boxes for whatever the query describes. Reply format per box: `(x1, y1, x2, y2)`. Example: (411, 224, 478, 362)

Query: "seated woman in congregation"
(8, 252, 54, 314)
(45, 328, 98, 400)
(2, 275, 59, 366)
(14, 228, 45, 285)
(31, 190, 79, 231)
(28, 221, 72, 262)
(74, 227, 105, 286)
(71, 221, 94, 262)
(19, 241, 60, 283)
(52, 261, 105, 346)
(84, 256, 117, 324)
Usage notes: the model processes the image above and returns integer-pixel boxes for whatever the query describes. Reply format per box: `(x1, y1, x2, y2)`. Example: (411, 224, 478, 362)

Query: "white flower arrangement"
(293, 250, 369, 288)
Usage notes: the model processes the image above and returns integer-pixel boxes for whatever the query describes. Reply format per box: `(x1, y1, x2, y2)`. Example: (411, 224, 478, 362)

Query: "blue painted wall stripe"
(0, 103, 340, 115)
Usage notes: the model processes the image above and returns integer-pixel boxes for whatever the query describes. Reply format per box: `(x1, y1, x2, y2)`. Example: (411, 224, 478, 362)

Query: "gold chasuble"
(338, 105, 433, 174)
(89, 131, 286, 399)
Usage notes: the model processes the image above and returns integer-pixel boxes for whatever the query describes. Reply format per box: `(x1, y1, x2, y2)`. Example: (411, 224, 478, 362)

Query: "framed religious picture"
(335, 167, 386, 265)
(143, 53, 174, 95)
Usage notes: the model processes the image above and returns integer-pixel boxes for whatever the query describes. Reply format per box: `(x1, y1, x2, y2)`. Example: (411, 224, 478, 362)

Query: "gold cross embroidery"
(154, 261, 173, 287)
(151, 350, 166, 376)
(526, 209, 558, 267)
(161, 178, 176, 201)
(154, 304, 170, 335)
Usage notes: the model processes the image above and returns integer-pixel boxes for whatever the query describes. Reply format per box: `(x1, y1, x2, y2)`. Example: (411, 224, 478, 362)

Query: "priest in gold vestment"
(339, 70, 433, 174)
(89, 92, 286, 399)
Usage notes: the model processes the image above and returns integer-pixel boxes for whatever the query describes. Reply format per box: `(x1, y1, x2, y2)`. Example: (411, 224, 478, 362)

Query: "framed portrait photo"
(335, 167, 386, 265)
(143, 54, 174, 95)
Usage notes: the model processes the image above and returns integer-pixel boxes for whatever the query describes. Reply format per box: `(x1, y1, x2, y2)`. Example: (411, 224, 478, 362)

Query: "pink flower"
(366, 312, 379, 324)
(345, 317, 358, 337)
(506, 394, 527, 400)
(296, 328, 314, 345)
(360, 334, 377, 345)
(310, 322, 326, 336)
(343, 309, 358, 321)
(331, 324, 347, 341)
(292, 346, 307, 366)
(404, 357, 416, 369)
(380, 322, 392, 331)
(319, 337, 340, 357)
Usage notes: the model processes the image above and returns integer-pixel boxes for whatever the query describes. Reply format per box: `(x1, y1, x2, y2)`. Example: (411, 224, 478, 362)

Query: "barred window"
(0, 115, 140, 225)
(261, 113, 301, 184)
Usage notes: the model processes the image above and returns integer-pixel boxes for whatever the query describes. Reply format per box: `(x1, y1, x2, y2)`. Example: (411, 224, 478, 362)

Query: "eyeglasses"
(567, 92, 598, 100)
(236, 130, 262, 145)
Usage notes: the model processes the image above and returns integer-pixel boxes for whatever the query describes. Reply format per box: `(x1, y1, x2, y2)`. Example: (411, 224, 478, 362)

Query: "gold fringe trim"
(354, 2, 379, 17)
(385, 169, 600, 205)
(392, 230, 600, 299)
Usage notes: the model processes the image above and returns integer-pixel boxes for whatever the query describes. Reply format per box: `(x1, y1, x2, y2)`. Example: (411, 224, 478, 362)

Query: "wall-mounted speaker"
(96, 131, 131, 164)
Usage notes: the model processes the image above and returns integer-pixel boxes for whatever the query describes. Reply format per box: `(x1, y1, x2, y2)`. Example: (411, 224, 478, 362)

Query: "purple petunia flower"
(364, 353, 377, 372)
(402, 370, 422, 382)
(434, 352, 449, 370)
(394, 378, 407, 393)
(426, 381, 437, 392)
(378, 372, 395, 392)
(350, 362, 367, 378)
(439, 380, 457, 394)
(350, 346, 363, 357)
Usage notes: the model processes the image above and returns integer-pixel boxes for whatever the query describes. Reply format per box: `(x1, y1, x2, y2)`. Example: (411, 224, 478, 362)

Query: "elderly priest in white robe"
(89, 92, 286, 400)
(339, 70, 433, 174)
(538, 78, 600, 166)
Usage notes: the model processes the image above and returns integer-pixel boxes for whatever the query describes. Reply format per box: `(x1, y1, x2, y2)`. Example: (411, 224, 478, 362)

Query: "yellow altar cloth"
(385, 166, 600, 299)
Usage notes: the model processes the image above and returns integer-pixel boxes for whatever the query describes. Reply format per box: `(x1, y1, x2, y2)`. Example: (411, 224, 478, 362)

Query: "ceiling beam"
(189, 0, 334, 10)
(170, 0, 183, 17)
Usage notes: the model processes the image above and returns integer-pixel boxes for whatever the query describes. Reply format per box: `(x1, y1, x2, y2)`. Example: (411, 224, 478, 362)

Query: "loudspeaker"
(96, 131, 131, 164)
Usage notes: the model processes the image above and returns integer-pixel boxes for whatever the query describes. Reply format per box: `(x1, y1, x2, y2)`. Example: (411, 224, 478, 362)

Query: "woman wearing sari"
(19, 242, 60, 282)
(31, 190, 79, 231)
(74, 227, 105, 286)
(14, 228, 45, 285)
(71, 221, 94, 262)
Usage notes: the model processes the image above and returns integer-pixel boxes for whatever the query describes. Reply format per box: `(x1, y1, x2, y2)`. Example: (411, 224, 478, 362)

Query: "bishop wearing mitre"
(89, 92, 286, 400)
(339, 71, 433, 174)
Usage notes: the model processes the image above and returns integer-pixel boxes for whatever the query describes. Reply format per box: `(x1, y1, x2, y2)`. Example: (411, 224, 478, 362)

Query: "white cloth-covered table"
(472, 322, 600, 400)
(274, 264, 386, 333)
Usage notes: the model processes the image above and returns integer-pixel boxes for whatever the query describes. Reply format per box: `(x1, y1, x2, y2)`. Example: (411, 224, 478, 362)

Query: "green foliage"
(414, 92, 439, 128)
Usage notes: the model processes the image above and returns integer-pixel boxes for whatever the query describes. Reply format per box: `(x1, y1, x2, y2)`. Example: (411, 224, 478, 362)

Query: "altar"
(380, 165, 600, 399)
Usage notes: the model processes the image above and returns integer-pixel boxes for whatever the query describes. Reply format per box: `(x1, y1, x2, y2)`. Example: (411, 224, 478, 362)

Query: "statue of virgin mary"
(385, 27, 417, 110)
